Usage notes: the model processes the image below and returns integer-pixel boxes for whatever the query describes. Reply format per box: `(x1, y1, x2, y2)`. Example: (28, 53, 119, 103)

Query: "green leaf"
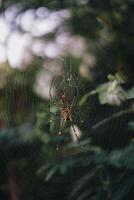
(127, 87, 134, 99)
(45, 166, 58, 181)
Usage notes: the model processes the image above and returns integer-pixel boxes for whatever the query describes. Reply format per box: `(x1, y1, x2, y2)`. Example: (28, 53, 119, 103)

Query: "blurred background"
(0, 0, 134, 200)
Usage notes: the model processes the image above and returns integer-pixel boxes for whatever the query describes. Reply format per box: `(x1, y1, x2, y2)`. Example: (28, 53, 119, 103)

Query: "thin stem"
(92, 108, 134, 130)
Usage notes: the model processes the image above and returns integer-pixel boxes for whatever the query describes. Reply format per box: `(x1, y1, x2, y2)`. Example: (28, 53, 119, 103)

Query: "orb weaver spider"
(49, 76, 85, 150)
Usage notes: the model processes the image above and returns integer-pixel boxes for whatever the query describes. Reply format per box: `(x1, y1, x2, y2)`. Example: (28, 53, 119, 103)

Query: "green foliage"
(80, 73, 132, 106)
(0, 0, 134, 199)
(39, 141, 134, 199)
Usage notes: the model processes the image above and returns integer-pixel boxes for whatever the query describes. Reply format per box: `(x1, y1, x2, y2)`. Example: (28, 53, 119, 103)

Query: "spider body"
(60, 96, 71, 122)
(49, 77, 84, 150)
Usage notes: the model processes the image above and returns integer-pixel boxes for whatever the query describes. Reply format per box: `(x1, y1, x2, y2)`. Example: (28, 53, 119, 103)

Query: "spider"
(49, 76, 84, 150)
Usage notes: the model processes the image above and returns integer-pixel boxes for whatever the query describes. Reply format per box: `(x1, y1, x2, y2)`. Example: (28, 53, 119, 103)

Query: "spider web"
(48, 59, 86, 148)
(0, 4, 133, 200)
(47, 52, 134, 199)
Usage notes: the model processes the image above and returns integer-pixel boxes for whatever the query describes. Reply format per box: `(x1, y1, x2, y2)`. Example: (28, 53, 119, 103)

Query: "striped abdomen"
(61, 104, 71, 121)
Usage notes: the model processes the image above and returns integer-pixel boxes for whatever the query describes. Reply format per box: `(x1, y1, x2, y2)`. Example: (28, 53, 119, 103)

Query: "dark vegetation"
(0, 0, 134, 200)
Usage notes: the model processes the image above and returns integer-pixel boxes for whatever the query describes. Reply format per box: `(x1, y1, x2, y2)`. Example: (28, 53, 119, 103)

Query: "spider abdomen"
(61, 104, 71, 121)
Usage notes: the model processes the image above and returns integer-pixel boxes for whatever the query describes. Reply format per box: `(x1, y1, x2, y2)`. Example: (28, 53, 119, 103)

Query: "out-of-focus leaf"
(70, 166, 102, 199)
(79, 73, 128, 106)
(98, 80, 127, 105)
(107, 143, 134, 169)
(108, 72, 126, 83)
(0, 123, 33, 145)
(76, 191, 91, 200)
(127, 87, 134, 99)
(45, 166, 58, 181)
(79, 90, 97, 106)
(37, 164, 50, 175)
(112, 175, 134, 200)
(0, 64, 12, 88)
(128, 121, 134, 130)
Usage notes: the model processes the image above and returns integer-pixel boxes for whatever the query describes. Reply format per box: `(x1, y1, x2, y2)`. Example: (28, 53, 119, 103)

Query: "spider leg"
(70, 96, 84, 126)
(70, 96, 76, 110)
(49, 111, 60, 116)
(57, 119, 65, 151)
(70, 120, 85, 149)
(49, 116, 62, 123)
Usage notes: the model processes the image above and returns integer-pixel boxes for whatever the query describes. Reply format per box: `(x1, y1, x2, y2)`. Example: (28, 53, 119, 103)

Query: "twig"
(92, 108, 134, 130)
